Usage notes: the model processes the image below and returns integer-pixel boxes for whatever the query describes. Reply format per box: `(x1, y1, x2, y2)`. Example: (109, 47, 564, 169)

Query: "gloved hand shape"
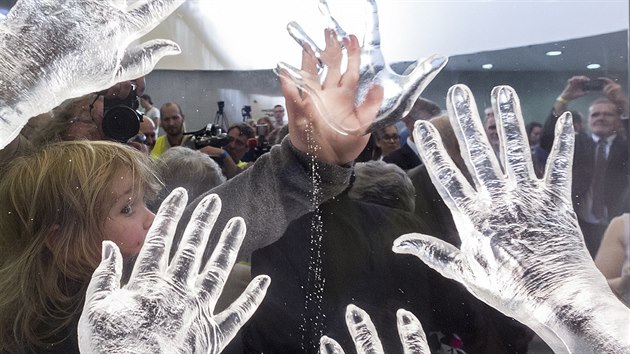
(0, 0, 184, 149)
(393, 84, 630, 353)
(277, 0, 447, 136)
(78, 189, 270, 354)
(319, 304, 430, 354)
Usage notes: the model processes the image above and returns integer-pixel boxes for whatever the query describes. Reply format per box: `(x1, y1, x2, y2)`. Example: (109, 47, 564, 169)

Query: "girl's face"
(103, 170, 155, 257)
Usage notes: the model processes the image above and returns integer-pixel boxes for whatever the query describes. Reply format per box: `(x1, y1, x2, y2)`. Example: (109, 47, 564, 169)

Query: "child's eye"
(121, 205, 133, 215)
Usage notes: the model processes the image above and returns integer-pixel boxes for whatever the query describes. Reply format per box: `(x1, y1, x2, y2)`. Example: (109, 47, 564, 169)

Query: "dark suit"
(542, 110, 629, 256)
(383, 142, 421, 170)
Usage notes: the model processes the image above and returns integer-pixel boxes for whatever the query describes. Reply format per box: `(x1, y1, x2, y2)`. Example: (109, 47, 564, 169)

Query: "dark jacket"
(383, 143, 421, 170)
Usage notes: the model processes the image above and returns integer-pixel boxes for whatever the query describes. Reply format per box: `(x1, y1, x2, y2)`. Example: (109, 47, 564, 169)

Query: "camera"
(582, 79, 607, 92)
(217, 101, 225, 115)
(255, 123, 269, 136)
(102, 86, 142, 143)
(184, 124, 230, 149)
(241, 105, 252, 121)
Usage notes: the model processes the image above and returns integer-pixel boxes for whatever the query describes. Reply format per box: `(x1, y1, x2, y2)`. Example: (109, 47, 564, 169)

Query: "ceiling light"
(586, 63, 601, 70)
(481, 63, 493, 70)
(545, 50, 562, 56)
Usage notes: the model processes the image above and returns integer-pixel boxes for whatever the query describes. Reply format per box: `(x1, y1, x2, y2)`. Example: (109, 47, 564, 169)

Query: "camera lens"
(102, 105, 141, 142)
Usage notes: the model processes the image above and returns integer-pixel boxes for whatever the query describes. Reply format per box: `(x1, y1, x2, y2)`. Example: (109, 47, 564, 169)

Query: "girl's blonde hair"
(0, 140, 159, 352)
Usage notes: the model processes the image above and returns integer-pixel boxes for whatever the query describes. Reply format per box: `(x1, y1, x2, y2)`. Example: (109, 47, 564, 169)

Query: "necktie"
(591, 139, 608, 220)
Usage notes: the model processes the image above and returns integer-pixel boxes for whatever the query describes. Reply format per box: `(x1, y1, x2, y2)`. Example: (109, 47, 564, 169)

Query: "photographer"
(542, 76, 629, 257)
(248, 116, 275, 161)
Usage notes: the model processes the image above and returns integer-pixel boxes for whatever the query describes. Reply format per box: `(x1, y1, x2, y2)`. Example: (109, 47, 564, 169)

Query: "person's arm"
(595, 215, 627, 279)
(601, 77, 630, 118)
(198, 146, 239, 179)
(541, 76, 589, 152)
(173, 31, 383, 262)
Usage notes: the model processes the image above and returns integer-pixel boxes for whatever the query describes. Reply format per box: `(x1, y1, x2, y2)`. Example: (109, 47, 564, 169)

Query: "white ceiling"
(1, 0, 627, 72)
(137, 0, 629, 71)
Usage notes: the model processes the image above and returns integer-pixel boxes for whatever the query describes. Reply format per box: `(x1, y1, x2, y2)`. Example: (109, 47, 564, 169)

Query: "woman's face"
(377, 125, 400, 156)
(102, 169, 155, 257)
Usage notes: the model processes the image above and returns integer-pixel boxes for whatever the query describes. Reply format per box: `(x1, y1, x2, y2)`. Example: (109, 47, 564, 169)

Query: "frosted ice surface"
(276, 0, 447, 136)
(0, 0, 184, 150)
(79, 189, 270, 354)
(393, 84, 630, 353)
(319, 305, 431, 354)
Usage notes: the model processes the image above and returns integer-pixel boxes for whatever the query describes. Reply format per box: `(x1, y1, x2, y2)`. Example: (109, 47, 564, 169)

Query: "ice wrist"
(534, 291, 630, 353)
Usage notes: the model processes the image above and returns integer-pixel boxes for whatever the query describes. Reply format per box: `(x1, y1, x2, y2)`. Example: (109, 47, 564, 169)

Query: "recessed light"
(481, 63, 493, 70)
(586, 63, 601, 70)
(545, 50, 562, 56)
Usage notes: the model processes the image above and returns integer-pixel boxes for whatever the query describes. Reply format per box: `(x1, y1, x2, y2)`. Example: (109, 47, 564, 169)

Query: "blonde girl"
(0, 140, 158, 353)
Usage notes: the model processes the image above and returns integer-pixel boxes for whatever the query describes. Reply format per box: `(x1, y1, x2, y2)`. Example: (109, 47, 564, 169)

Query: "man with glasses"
(374, 124, 400, 160)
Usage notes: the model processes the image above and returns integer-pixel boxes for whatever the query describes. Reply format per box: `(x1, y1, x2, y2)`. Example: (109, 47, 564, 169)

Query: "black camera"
(582, 79, 607, 92)
(241, 105, 252, 121)
(102, 87, 142, 142)
(217, 101, 225, 115)
(184, 124, 230, 149)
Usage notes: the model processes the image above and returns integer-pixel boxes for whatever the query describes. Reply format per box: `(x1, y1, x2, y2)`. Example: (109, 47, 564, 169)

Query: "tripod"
(214, 109, 227, 130)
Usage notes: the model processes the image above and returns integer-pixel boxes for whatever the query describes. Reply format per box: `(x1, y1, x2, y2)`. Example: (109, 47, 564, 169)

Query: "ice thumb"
(393, 233, 466, 283)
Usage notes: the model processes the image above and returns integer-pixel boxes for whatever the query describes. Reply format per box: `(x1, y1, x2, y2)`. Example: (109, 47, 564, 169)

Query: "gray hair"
(152, 147, 226, 209)
(348, 160, 415, 212)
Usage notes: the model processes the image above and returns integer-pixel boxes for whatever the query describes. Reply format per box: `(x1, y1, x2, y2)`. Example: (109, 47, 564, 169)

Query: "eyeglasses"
(381, 134, 399, 142)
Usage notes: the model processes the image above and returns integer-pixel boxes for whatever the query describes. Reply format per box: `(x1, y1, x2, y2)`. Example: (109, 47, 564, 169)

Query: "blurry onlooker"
(384, 97, 441, 170)
(526, 121, 549, 178)
(272, 104, 286, 128)
(541, 110, 583, 152)
(255, 117, 274, 140)
(484, 106, 501, 160)
(348, 160, 414, 212)
(249, 117, 275, 160)
(139, 115, 157, 152)
(267, 124, 289, 146)
(373, 124, 400, 160)
(542, 76, 629, 257)
(151, 102, 191, 158)
(150, 147, 226, 211)
(140, 94, 160, 134)
(226, 123, 256, 168)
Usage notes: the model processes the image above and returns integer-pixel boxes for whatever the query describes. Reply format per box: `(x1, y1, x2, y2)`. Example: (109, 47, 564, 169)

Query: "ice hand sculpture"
(0, 0, 184, 150)
(78, 189, 270, 354)
(277, 0, 447, 136)
(393, 85, 630, 353)
(319, 305, 430, 354)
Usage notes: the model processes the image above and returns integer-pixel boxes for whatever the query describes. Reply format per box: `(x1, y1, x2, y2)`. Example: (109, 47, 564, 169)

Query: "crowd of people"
(0, 1, 628, 354)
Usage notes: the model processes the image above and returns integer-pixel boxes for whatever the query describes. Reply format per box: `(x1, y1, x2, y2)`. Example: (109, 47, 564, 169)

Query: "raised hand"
(78, 189, 270, 354)
(319, 305, 431, 354)
(0, 0, 184, 149)
(280, 0, 447, 136)
(278, 29, 384, 165)
(393, 84, 630, 353)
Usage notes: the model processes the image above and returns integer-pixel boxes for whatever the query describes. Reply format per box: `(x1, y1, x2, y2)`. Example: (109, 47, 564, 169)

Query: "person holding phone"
(541, 76, 629, 257)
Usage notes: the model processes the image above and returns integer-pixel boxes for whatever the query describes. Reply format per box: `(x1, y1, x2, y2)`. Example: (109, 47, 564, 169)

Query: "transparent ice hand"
(78, 189, 270, 354)
(393, 84, 630, 353)
(319, 305, 430, 354)
(0, 0, 184, 149)
(277, 0, 447, 136)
